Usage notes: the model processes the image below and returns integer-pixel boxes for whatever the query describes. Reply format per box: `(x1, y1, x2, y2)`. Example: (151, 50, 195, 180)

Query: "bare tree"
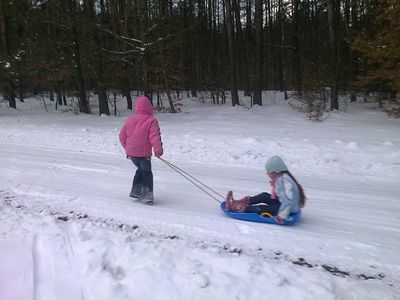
(224, 0, 240, 106)
(253, 0, 263, 105)
(292, 0, 302, 94)
(0, 1, 16, 108)
(86, 0, 110, 115)
(327, 0, 339, 110)
(69, 0, 90, 113)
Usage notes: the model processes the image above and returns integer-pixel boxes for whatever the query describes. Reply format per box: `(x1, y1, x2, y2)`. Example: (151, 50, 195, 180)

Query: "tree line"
(0, 0, 398, 114)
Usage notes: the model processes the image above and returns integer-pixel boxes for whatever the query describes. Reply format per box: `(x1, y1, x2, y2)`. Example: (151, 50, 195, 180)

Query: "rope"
(157, 157, 225, 203)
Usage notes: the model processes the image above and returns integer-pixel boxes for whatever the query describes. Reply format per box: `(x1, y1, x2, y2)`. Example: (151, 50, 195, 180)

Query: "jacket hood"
(265, 155, 288, 173)
(135, 96, 153, 115)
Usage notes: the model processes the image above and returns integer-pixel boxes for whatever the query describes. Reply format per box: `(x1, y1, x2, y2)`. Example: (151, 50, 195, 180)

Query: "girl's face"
(267, 171, 279, 179)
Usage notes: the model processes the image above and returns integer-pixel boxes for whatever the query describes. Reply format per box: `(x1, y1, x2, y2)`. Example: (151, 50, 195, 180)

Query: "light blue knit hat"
(265, 155, 288, 173)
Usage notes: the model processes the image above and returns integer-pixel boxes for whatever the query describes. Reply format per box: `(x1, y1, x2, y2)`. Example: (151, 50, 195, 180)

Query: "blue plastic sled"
(220, 201, 301, 226)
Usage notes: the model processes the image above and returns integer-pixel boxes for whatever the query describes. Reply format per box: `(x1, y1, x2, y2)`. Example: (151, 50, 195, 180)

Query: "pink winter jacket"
(119, 96, 163, 157)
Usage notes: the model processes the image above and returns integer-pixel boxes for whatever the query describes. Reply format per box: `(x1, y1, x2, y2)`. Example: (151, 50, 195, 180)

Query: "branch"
(263, 42, 297, 50)
(99, 47, 144, 55)
(99, 27, 144, 46)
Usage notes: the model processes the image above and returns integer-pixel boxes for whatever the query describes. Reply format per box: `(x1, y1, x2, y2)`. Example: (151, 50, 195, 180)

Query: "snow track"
(1, 142, 398, 272)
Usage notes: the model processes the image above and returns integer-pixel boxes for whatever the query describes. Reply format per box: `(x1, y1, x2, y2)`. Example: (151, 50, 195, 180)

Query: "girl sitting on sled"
(226, 155, 306, 224)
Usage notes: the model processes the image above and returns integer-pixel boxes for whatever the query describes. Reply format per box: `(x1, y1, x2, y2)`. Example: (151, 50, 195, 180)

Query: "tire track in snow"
(0, 190, 95, 300)
(32, 227, 95, 300)
(32, 234, 56, 300)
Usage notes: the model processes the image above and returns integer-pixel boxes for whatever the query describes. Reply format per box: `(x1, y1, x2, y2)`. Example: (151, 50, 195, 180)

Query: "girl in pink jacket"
(119, 96, 163, 204)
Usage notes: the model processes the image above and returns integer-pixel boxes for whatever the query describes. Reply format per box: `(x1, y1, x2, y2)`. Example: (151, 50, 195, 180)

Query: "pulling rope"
(157, 157, 224, 203)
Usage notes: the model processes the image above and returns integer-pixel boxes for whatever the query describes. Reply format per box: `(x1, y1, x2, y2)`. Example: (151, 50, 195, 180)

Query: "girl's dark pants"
(244, 192, 281, 215)
(130, 157, 153, 198)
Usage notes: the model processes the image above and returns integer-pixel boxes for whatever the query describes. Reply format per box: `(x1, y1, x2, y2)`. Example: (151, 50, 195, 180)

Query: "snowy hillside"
(0, 93, 399, 300)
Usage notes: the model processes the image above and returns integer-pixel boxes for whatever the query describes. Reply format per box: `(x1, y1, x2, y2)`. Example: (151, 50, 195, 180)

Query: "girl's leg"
(137, 158, 154, 200)
(249, 192, 278, 206)
(130, 158, 143, 197)
(245, 192, 281, 215)
(244, 203, 280, 215)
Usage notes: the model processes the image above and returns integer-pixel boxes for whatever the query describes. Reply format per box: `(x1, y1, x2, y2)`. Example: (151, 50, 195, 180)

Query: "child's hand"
(274, 216, 285, 224)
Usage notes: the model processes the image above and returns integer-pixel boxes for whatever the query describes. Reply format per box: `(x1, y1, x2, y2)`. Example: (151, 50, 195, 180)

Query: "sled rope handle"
(157, 157, 224, 203)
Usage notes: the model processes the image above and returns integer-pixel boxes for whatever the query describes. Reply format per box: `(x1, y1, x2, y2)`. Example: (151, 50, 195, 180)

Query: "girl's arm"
(276, 176, 295, 219)
(119, 123, 127, 149)
(149, 119, 163, 157)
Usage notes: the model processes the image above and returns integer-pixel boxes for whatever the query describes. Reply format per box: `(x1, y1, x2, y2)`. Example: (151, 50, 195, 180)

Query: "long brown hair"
(284, 171, 306, 208)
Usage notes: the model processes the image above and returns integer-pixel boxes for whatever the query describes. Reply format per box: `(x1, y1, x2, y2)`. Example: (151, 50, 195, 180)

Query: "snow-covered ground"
(0, 92, 399, 300)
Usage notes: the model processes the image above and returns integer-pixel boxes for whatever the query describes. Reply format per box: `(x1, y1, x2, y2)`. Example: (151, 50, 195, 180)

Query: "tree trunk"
(0, 4, 6, 48)
(97, 88, 109, 116)
(292, 0, 302, 94)
(327, 0, 339, 110)
(70, 0, 90, 113)
(232, 0, 250, 95)
(253, 0, 263, 106)
(278, 0, 288, 100)
(119, 1, 132, 111)
(8, 86, 16, 109)
(56, 85, 62, 106)
(63, 91, 67, 106)
(189, 0, 198, 97)
(224, 0, 239, 106)
(72, 36, 89, 113)
(123, 89, 132, 110)
(87, 0, 110, 116)
(266, 0, 272, 89)
(18, 80, 24, 102)
(0, 2, 16, 109)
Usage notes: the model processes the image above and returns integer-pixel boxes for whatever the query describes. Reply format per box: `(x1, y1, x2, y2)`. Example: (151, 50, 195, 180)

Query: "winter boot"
(129, 185, 141, 199)
(231, 195, 250, 212)
(140, 188, 154, 205)
(130, 193, 140, 199)
(144, 199, 154, 205)
(226, 191, 234, 210)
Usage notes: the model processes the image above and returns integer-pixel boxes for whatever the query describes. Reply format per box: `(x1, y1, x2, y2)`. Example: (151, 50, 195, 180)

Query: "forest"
(0, 0, 399, 114)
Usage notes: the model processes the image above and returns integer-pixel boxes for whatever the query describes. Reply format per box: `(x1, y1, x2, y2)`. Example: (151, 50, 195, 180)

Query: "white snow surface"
(0, 92, 399, 300)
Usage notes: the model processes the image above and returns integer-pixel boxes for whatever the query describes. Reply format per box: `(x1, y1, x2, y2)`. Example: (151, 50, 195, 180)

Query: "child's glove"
(155, 149, 163, 157)
(274, 216, 285, 224)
